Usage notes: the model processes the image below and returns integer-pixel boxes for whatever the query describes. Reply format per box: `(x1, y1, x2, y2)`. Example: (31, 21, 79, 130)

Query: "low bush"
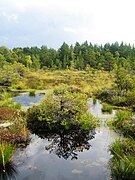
(27, 92, 98, 133)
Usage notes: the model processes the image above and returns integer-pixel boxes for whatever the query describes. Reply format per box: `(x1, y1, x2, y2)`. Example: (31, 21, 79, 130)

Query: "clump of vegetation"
(53, 84, 69, 95)
(0, 111, 29, 146)
(109, 110, 135, 179)
(29, 89, 36, 96)
(93, 97, 97, 104)
(110, 155, 135, 180)
(0, 142, 15, 168)
(109, 110, 135, 137)
(110, 138, 135, 157)
(0, 107, 16, 122)
(109, 138, 135, 179)
(0, 92, 21, 110)
(27, 92, 98, 133)
(101, 103, 113, 113)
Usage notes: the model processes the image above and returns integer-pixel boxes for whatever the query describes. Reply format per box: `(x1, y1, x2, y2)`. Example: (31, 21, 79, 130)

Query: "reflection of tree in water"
(45, 129, 96, 160)
(0, 162, 17, 180)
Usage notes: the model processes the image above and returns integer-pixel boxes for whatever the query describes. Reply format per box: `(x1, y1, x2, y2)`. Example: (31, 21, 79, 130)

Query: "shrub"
(27, 92, 98, 133)
(53, 84, 68, 95)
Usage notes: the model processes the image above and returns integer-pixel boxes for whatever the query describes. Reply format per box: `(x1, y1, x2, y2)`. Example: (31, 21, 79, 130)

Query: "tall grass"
(0, 91, 21, 109)
(110, 155, 135, 179)
(109, 138, 135, 179)
(0, 142, 15, 169)
(109, 110, 134, 137)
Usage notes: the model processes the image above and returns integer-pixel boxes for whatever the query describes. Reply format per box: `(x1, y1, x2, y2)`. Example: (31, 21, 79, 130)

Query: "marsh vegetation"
(0, 42, 135, 179)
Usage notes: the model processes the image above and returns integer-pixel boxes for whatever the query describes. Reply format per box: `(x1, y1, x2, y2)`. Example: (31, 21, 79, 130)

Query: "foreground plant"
(0, 142, 15, 169)
(109, 138, 135, 179)
(110, 155, 135, 180)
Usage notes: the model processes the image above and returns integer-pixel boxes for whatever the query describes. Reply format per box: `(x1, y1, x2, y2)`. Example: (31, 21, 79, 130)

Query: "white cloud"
(0, 0, 135, 48)
(0, 11, 19, 23)
(64, 27, 76, 33)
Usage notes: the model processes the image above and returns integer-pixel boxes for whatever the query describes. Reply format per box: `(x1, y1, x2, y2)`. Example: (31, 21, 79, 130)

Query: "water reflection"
(0, 162, 17, 180)
(42, 129, 95, 160)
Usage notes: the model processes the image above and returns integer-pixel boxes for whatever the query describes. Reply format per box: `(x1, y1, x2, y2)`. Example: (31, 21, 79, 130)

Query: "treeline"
(0, 41, 135, 71)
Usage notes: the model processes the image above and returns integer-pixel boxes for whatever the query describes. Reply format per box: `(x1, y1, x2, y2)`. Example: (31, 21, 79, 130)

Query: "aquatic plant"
(110, 155, 135, 180)
(93, 97, 97, 104)
(109, 137, 135, 179)
(109, 110, 135, 137)
(0, 142, 15, 168)
(29, 89, 36, 96)
(101, 103, 113, 113)
(109, 138, 135, 157)
(0, 91, 22, 110)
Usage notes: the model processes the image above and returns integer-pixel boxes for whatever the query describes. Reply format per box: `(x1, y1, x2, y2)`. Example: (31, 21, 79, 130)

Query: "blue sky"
(0, 0, 135, 49)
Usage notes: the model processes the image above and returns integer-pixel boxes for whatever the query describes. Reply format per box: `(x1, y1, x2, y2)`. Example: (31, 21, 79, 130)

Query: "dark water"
(2, 98, 118, 180)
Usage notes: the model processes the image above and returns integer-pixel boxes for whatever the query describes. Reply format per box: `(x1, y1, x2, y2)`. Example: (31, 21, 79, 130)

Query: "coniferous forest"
(0, 41, 135, 71)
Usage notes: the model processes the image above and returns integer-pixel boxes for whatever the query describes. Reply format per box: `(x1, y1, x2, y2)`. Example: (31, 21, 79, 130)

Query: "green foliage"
(93, 97, 97, 104)
(109, 138, 135, 179)
(53, 84, 69, 95)
(0, 92, 21, 110)
(29, 89, 36, 96)
(109, 110, 135, 137)
(0, 142, 14, 166)
(110, 155, 135, 179)
(27, 92, 97, 132)
(1, 41, 135, 72)
(101, 103, 113, 113)
(110, 138, 135, 157)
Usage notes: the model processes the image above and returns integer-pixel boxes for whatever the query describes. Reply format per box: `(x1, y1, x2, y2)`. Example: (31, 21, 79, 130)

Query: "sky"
(0, 0, 135, 49)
